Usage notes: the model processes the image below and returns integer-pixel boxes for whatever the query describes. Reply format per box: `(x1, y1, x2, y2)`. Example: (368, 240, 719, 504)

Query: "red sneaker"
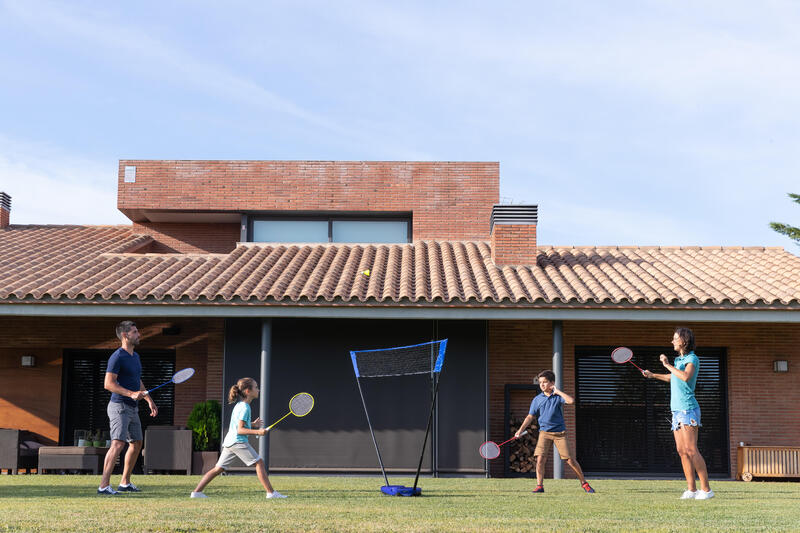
(532, 485, 544, 493)
(582, 482, 595, 493)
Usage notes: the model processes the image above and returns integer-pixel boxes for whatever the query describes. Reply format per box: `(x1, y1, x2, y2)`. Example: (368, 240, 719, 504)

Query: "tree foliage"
(186, 399, 222, 451)
(770, 193, 800, 246)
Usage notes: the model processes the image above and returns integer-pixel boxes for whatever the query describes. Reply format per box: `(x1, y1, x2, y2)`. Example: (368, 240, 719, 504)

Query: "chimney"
(0, 192, 10, 229)
(490, 205, 538, 266)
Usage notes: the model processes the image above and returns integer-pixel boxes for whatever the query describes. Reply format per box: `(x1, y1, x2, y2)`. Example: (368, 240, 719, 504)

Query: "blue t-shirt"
(529, 392, 566, 432)
(106, 348, 142, 407)
(670, 352, 700, 411)
(223, 402, 252, 447)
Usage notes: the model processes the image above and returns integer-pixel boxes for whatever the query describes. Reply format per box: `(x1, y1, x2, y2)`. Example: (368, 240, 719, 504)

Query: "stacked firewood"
(508, 417, 538, 473)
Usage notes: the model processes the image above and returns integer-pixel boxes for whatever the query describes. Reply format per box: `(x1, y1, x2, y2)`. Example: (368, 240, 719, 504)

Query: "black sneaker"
(532, 485, 544, 493)
(117, 483, 141, 493)
(97, 486, 119, 495)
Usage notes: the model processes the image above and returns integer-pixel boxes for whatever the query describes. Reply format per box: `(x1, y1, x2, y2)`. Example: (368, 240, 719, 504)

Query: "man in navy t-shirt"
(97, 321, 158, 495)
(516, 370, 594, 494)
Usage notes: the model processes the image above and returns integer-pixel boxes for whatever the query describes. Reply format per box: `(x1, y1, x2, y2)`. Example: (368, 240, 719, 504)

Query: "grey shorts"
(216, 442, 261, 470)
(107, 401, 143, 442)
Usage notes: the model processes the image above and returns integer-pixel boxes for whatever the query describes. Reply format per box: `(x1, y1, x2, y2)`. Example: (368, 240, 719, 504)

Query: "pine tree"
(770, 193, 800, 246)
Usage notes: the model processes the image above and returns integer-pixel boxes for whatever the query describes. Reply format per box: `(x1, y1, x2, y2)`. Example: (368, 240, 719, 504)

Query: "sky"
(1, 0, 798, 250)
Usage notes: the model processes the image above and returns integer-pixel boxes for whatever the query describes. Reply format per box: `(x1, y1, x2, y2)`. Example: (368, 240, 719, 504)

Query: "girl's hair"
(228, 377, 257, 404)
(674, 327, 696, 352)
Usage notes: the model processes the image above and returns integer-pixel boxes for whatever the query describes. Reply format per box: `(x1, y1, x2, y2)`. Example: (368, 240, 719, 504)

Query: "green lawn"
(1, 475, 798, 532)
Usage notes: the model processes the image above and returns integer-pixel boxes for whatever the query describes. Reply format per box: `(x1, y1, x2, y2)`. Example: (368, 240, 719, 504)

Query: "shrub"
(186, 399, 221, 452)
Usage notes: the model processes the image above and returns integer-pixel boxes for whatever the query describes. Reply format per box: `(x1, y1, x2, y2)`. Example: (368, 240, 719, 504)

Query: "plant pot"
(192, 451, 219, 475)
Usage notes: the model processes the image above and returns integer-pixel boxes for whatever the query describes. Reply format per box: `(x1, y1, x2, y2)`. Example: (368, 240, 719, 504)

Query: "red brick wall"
(0, 317, 224, 443)
(118, 161, 499, 242)
(0, 208, 9, 229)
(491, 224, 537, 265)
(488, 320, 800, 478)
(131, 222, 240, 254)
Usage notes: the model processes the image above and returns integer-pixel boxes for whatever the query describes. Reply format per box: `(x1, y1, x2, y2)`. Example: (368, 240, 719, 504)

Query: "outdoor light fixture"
(21, 355, 36, 367)
(773, 360, 789, 373)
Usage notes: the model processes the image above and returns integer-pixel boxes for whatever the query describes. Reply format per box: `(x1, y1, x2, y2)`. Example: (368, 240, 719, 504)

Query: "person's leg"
(100, 440, 126, 488)
(681, 425, 711, 492)
(120, 440, 142, 486)
(565, 458, 587, 484)
(254, 459, 275, 493)
(673, 428, 697, 491)
(533, 432, 551, 488)
(193, 466, 224, 493)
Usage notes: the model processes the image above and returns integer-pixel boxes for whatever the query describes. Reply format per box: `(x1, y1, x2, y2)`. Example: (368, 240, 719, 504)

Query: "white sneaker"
(266, 491, 287, 499)
(190, 491, 208, 498)
(680, 490, 697, 499)
(695, 489, 715, 500)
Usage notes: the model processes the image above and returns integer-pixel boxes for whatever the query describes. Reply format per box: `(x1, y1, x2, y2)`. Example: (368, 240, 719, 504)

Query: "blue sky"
(1, 0, 798, 250)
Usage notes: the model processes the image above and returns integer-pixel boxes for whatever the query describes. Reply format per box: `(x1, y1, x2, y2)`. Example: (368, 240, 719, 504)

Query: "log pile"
(508, 417, 537, 473)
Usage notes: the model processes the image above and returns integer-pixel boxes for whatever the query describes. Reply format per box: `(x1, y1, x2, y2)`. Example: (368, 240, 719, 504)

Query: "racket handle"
(518, 430, 528, 437)
(145, 380, 172, 395)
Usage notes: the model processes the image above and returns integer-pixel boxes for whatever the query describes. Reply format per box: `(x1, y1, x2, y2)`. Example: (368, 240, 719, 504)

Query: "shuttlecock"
(362, 269, 371, 276)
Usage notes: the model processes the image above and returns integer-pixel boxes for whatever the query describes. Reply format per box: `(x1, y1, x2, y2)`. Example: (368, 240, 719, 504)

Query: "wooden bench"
(38, 446, 108, 474)
(737, 446, 800, 481)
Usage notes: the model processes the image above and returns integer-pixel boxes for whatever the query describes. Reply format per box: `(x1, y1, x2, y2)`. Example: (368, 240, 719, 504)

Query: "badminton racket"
(611, 347, 645, 374)
(265, 392, 315, 431)
(479, 430, 528, 460)
(145, 367, 195, 394)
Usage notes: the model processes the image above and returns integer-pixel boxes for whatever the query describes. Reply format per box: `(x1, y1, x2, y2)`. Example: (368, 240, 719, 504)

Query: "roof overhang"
(2, 303, 799, 322)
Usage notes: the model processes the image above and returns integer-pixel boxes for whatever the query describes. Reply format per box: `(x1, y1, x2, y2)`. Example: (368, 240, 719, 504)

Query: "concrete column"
(259, 318, 272, 467)
(552, 320, 563, 479)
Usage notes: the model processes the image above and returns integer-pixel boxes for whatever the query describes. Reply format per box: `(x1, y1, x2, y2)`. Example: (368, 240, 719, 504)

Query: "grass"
(1, 475, 799, 532)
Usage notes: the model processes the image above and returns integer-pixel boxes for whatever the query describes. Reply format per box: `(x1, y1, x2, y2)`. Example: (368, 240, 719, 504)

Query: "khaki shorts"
(534, 431, 572, 460)
(216, 442, 261, 470)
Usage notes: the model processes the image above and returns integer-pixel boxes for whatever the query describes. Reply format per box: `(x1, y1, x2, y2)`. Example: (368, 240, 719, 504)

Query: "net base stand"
(381, 485, 421, 497)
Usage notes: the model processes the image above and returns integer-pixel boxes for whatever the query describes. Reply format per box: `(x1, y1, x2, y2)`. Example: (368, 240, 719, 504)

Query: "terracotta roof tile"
(1, 225, 799, 307)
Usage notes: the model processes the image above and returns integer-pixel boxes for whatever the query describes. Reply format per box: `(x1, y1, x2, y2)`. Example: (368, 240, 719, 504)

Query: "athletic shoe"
(190, 491, 208, 498)
(581, 482, 595, 493)
(117, 483, 141, 492)
(695, 489, 715, 500)
(266, 491, 287, 499)
(680, 490, 697, 499)
(532, 485, 544, 493)
(97, 486, 118, 495)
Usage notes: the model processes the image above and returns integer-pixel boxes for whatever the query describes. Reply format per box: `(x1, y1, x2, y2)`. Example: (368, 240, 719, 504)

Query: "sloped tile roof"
(2, 225, 799, 307)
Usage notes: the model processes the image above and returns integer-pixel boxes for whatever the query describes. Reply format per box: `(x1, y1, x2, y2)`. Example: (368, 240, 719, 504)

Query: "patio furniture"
(737, 445, 800, 481)
(0, 429, 39, 474)
(143, 426, 191, 474)
(38, 446, 108, 474)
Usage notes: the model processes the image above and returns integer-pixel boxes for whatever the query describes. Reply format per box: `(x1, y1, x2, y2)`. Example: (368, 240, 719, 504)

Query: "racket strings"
(172, 368, 195, 383)
(479, 442, 501, 460)
(611, 347, 633, 363)
(290, 393, 314, 416)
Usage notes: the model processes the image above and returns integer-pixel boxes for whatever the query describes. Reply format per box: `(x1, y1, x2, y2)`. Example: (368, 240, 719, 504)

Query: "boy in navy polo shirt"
(515, 370, 594, 493)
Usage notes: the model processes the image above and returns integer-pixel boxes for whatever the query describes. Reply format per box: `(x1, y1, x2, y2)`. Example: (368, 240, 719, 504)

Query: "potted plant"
(186, 399, 221, 475)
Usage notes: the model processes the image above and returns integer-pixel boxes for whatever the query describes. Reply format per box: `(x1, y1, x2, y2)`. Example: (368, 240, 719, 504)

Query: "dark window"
(575, 346, 728, 475)
(60, 349, 176, 445)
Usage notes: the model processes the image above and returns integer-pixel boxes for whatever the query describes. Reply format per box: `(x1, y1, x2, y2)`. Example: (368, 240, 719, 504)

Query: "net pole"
(354, 376, 390, 487)
(413, 374, 442, 490)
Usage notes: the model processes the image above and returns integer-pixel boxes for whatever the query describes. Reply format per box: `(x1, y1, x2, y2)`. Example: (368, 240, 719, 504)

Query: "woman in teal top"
(643, 327, 714, 500)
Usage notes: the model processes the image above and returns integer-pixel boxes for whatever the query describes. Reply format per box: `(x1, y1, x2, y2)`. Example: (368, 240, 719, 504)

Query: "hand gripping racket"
(266, 392, 315, 431)
(479, 430, 528, 460)
(145, 367, 195, 395)
(611, 347, 645, 374)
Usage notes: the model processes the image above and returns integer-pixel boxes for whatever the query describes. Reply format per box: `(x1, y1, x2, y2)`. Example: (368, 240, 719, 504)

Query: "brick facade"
(118, 161, 499, 245)
(0, 317, 224, 444)
(488, 320, 800, 478)
(490, 224, 537, 265)
(131, 222, 240, 254)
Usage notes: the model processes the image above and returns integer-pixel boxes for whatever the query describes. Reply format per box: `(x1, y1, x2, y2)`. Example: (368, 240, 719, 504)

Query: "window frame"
(245, 213, 412, 244)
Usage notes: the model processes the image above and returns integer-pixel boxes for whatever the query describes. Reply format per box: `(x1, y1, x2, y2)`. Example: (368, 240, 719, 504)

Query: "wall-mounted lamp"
(21, 355, 36, 367)
(773, 360, 788, 373)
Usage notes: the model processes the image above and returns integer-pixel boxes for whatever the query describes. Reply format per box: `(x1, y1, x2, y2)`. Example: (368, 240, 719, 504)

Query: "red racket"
(611, 347, 645, 374)
(479, 430, 528, 460)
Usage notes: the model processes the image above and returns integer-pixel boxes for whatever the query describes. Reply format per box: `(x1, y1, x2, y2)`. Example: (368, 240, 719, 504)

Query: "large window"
(250, 216, 410, 244)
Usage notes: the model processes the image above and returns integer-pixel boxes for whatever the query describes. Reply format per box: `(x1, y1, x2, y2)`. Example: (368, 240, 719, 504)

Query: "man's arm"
(104, 372, 145, 401)
(515, 414, 536, 438)
(140, 379, 158, 417)
(553, 386, 574, 405)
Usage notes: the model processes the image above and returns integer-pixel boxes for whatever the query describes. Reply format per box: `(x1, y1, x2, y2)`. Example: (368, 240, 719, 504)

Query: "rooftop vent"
(490, 205, 538, 231)
(0, 192, 10, 211)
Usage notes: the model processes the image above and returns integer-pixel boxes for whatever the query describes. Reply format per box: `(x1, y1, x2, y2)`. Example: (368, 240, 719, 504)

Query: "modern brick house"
(1, 161, 798, 479)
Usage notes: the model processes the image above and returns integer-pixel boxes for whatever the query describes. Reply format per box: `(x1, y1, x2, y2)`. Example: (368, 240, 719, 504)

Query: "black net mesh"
(351, 340, 446, 378)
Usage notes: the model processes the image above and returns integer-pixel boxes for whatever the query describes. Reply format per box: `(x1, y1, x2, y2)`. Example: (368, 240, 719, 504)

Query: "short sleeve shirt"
(528, 392, 566, 432)
(670, 352, 700, 411)
(223, 401, 251, 447)
(106, 348, 142, 407)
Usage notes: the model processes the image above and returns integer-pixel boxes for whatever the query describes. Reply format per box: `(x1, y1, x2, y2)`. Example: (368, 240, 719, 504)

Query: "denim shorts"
(671, 407, 701, 431)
